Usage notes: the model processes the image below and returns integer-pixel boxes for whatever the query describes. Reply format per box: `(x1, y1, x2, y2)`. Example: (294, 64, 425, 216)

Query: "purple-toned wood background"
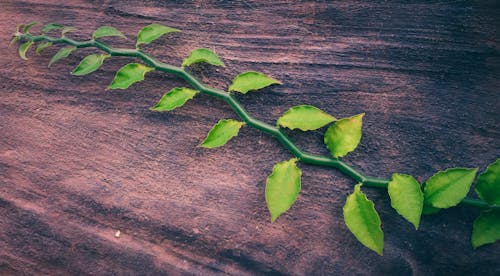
(1, 1, 499, 274)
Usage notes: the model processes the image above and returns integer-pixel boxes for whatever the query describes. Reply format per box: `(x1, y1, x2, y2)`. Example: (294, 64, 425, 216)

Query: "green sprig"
(13, 23, 500, 254)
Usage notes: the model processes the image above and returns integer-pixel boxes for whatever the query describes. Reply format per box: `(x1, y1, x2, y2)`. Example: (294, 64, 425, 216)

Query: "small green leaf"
(471, 210, 500, 249)
(136, 23, 180, 48)
(324, 113, 364, 158)
(48, 47, 76, 67)
(277, 105, 336, 131)
(16, 23, 23, 33)
(107, 63, 154, 90)
(200, 119, 245, 148)
(424, 168, 478, 208)
(387, 173, 424, 229)
(182, 48, 225, 67)
(23, 21, 39, 33)
(93, 26, 126, 40)
(10, 36, 20, 47)
(72, 54, 110, 76)
(475, 159, 500, 205)
(41, 23, 64, 34)
(35, 42, 52, 54)
(18, 41, 33, 60)
(265, 158, 302, 222)
(150, 87, 198, 112)
(228, 71, 282, 94)
(61, 26, 77, 36)
(343, 184, 384, 255)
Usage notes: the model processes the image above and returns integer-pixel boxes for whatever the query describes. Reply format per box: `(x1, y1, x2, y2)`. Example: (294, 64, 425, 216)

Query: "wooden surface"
(1, 1, 499, 275)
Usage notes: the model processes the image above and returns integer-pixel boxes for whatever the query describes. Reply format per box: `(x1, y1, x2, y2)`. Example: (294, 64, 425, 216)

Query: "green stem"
(18, 33, 496, 210)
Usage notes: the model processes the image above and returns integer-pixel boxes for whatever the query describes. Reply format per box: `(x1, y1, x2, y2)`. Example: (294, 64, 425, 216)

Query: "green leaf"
(265, 158, 302, 222)
(150, 87, 198, 112)
(324, 113, 364, 158)
(41, 23, 64, 34)
(136, 23, 180, 48)
(471, 210, 500, 249)
(23, 21, 39, 33)
(71, 54, 110, 76)
(107, 63, 154, 90)
(35, 42, 52, 54)
(10, 36, 20, 47)
(475, 159, 500, 205)
(200, 119, 245, 149)
(61, 26, 77, 36)
(424, 168, 478, 208)
(182, 48, 225, 67)
(93, 26, 126, 40)
(277, 105, 336, 131)
(343, 184, 384, 255)
(387, 173, 424, 229)
(48, 47, 76, 67)
(228, 71, 282, 94)
(16, 23, 23, 33)
(18, 41, 33, 60)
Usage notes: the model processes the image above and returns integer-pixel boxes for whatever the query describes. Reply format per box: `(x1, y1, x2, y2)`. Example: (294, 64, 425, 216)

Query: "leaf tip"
(413, 223, 420, 231)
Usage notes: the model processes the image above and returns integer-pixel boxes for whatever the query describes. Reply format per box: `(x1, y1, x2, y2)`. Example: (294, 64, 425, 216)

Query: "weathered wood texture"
(1, 0, 499, 275)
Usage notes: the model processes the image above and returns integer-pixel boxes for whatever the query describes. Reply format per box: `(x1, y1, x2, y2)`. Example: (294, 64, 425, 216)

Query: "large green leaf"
(41, 23, 64, 34)
(424, 168, 478, 208)
(93, 26, 126, 40)
(107, 63, 153, 90)
(182, 48, 225, 67)
(22, 21, 39, 33)
(48, 47, 76, 67)
(35, 42, 52, 55)
(475, 159, 500, 205)
(265, 158, 302, 222)
(471, 210, 500, 249)
(72, 54, 110, 76)
(387, 173, 424, 229)
(136, 23, 179, 48)
(200, 119, 245, 148)
(228, 71, 281, 94)
(150, 87, 198, 112)
(18, 41, 33, 60)
(324, 113, 364, 158)
(343, 184, 384, 255)
(277, 105, 336, 131)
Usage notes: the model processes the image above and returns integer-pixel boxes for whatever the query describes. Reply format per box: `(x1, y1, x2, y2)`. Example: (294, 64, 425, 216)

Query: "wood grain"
(1, 0, 499, 274)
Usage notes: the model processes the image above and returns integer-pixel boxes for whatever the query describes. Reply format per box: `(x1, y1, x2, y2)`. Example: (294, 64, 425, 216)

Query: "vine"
(11, 22, 500, 255)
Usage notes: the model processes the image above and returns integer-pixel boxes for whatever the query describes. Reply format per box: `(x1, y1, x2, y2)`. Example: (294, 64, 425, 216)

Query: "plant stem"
(17, 33, 497, 210)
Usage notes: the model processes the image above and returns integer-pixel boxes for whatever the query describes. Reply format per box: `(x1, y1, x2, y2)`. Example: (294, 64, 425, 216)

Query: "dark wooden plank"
(1, 0, 499, 274)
